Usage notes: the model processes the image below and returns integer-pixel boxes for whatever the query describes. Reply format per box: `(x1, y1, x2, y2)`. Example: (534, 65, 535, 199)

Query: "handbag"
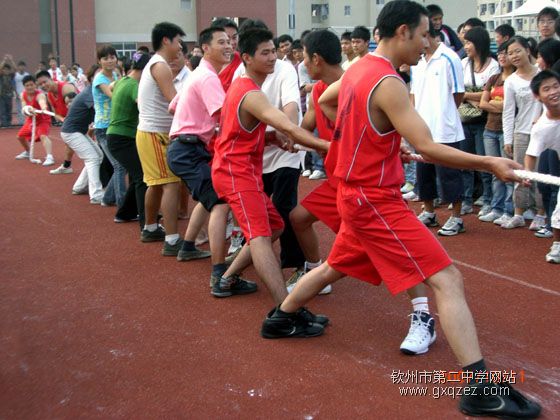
(458, 61, 485, 123)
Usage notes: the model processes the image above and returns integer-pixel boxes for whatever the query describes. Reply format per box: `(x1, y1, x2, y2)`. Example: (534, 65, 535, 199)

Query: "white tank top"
(137, 53, 174, 133)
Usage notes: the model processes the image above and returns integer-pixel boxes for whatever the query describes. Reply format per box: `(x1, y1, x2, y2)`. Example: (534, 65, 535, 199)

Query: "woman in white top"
(501, 36, 545, 230)
(459, 27, 500, 216)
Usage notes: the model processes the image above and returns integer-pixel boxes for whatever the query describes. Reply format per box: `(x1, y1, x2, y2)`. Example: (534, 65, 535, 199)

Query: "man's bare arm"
(300, 97, 317, 132)
(151, 62, 177, 102)
(244, 91, 329, 152)
(376, 77, 521, 182)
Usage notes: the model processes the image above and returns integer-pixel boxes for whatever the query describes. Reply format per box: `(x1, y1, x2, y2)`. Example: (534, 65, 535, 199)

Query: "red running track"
(0, 127, 558, 418)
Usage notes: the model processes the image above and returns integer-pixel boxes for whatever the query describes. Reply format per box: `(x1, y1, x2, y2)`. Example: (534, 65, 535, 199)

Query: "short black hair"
(137, 46, 150, 54)
(537, 38, 560, 69)
(300, 30, 311, 41)
(497, 42, 509, 54)
(151, 22, 185, 51)
(17, 60, 26, 67)
(292, 39, 303, 50)
(239, 28, 274, 57)
(120, 56, 132, 73)
(199, 26, 225, 48)
(180, 40, 189, 55)
(211, 17, 238, 31)
(22, 75, 35, 85)
(377, 0, 428, 40)
(341, 31, 352, 41)
(464, 27, 491, 64)
(556, 16, 560, 36)
(302, 30, 342, 65)
(238, 18, 269, 34)
(189, 55, 202, 70)
(97, 45, 117, 60)
(530, 69, 560, 95)
(526, 37, 538, 59)
(35, 70, 51, 79)
(426, 4, 443, 17)
(351, 25, 370, 42)
(537, 7, 559, 22)
(495, 24, 515, 39)
(464, 18, 485, 29)
(277, 34, 293, 44)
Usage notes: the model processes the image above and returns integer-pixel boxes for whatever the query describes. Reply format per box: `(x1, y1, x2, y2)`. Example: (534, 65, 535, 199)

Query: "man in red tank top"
(36, 70, 77, 169)
(15, 75, 54, 165)
(267, 2, 540, 417)
(211, 28, 329, 333)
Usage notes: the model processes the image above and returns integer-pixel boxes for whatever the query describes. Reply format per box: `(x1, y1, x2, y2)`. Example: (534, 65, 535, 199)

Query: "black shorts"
(167, 136, 224, 211)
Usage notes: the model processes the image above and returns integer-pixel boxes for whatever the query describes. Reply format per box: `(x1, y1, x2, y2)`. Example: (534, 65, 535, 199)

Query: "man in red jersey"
(211, 28, 329, 334)
(263, 2, 541, 418)
(288, 29, 437, 355)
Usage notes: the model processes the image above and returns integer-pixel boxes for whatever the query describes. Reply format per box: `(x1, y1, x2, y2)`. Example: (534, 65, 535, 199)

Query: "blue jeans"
(537, 149, 559, 229)
(483, 129, 513, 215)
(311, 151, 324, 172)
(460, 122, 492, 206)
(96, 128, 127, 206)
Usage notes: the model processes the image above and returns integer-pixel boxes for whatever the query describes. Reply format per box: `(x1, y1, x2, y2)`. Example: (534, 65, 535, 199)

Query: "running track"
(1, 128, 558, 418)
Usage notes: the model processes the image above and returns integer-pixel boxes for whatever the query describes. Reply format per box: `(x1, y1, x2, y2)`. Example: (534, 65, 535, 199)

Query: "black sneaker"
(211, 274, 258, 298)
(459, 382, 541, 419)
(177, 247, 211, 261)
(296, 307, 329, 327)
(162, 239, 184, 256)
(140, 226, 165, 242)
(261, 307, 325, 339)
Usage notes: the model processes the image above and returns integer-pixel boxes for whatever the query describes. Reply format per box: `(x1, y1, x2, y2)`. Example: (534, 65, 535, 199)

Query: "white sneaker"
(228, 230, 244, 255)
(473, 197, 485, 207)
(528, 215, 546, 231)
(309, 170, 326, 180)
(302, 169, 312, 177)
(477, 204, 492, 217)
(437, 217, 465, 236)
(286, 269, 332, 295)
(479, 210, 502, 222)
(15, 151, 29, 160)
(42, 155, 55, 166)
(535, 227, 553, 239)
(501, 215, 525, 229)
(523, 209, 535, 221)
(546, 242, 560, 263)
(400, 182, 415, 194)
(460, 204, 473, 215)
(417, 211, 438, 227)
(50, 164, 73, 174)
(402, 190, 418, 201)
(400, 311, 436, 355)
(493, 214, 511, 226)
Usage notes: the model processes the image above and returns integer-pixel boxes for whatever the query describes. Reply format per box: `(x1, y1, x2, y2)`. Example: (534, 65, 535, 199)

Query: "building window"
(515, 18, 523, 31)
(489, 3, 495, 14)
(376, 0, 385, 4)
(311, 4, 329, 23)
(515, 0, 523, 8)
(180, 0, 192, 10)
(488, 21, 495, 31)
(344, 5, 351, 16)
(112, 42, 137, 59)
(480, 4, 487, 15)
(507, 1, 513, 12)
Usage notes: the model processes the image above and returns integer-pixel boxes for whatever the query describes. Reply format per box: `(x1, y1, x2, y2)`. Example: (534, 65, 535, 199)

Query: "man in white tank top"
(136, 22, 186, 257)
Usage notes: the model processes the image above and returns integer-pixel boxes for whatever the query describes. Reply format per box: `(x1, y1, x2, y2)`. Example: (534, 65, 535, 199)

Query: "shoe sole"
(161, 250, 180, 256)
(177, 252, 211, 261)
(400, 332, 437, 355)
(437, 228, 465, 236)
(211, 288, 258, 298)
(140, 236, 165, 243)
(261, 326, 325, 339)
(546, 256, 560, 263)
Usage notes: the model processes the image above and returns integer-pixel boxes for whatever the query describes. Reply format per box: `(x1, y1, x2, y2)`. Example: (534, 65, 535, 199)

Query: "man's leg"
(144, 186, 162, 225)
(160, 181, 181, 253)
(249, 235, 289, 304)
(290, 205, 320, 264)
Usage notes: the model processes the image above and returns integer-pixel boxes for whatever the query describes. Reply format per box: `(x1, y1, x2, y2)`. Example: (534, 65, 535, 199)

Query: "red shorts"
(224, 190, 284, 242)
(327, 183, 452, 295)
(300, 180, 341, 233)
(18, 119, 51, 142)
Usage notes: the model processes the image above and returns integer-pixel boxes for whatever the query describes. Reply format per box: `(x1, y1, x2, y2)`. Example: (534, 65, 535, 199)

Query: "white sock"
(411, 297, 429, 313)
(144, 223, 158, 232)
(304, 260, 322, 272)
(165, 233, 180, 245)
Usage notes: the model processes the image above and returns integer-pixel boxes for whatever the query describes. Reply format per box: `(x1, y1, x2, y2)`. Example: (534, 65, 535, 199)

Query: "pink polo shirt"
(169, 58, 226, 144)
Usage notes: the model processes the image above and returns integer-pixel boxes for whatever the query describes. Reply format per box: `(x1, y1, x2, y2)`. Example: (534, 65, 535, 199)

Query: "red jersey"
(313, 80, 339, 183)
(23, 90, 51, 125)
(333, 54, 404, 188)
(212, 77, 266, 196)
(47, 81, 69, 117)
(219, 52, 243, 93)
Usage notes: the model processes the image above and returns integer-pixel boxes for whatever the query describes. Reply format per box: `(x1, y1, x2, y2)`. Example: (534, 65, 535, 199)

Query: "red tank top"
(313, 80, 339, 184)
(23, 90, 51, 124)
(47, 81, 69, 117)
(219, 52, 243, 93)
(333, 54, 404, 188)
(212, 77, 266, 196)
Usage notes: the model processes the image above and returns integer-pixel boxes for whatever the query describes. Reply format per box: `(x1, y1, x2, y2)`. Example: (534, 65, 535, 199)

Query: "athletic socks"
(144, 223, 158, 232)
(411, 297, 429, 313)
(304, 260, 322, 272)
(212, 263, 228, 279)
(63, 160, 71, 168)
(165, 233, 180, 245)
(181, 240, 196, 252)
(463, 359, 488, 383)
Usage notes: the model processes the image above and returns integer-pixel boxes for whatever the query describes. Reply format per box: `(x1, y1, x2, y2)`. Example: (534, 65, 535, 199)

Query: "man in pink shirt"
(167, 26, 256, 293)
